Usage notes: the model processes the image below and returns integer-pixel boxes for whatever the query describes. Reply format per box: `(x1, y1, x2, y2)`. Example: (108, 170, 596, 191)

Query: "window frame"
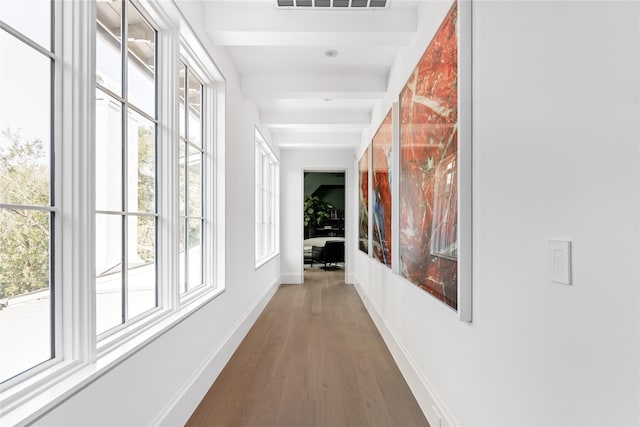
(254, 128, 279, 268)
(94, 0, 161, 340)
(0, 0, 95, 418)
(178, 61, 207, 296)
(0, 0, 227, 423)
(0, 0, 61, 389)
(177, 39, 219, 306)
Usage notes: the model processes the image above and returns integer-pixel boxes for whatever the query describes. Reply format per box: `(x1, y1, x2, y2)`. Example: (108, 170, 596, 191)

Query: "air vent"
(276, 0, 389, 9)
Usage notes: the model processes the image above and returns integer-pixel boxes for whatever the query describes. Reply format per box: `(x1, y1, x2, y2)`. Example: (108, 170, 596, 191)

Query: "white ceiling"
(200, 0, 422, 148)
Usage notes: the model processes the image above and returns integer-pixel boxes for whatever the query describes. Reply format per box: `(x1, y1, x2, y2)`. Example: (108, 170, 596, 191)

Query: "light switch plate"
(549, 240, 571, 285)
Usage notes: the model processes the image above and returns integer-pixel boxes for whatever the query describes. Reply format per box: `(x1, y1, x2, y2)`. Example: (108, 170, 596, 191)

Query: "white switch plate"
(549, 240, 571, 285)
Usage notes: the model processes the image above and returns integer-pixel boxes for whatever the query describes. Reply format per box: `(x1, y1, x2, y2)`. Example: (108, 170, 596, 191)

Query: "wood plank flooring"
(186, 269, 429, 427)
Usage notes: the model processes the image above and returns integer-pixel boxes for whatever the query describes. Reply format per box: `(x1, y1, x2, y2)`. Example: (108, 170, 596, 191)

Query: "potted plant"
(304, 195, 333, 238)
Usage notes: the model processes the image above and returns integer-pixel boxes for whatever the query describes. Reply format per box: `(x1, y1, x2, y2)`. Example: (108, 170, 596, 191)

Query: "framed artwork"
(398, 0, 471, 320)
(372, 109, 392, 268)
(358, 147, 369, 254)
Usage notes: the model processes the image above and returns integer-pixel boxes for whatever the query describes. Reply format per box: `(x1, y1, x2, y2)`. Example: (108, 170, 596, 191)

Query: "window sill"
(255, 252, 279, 270)
(0, 285, 225, 426)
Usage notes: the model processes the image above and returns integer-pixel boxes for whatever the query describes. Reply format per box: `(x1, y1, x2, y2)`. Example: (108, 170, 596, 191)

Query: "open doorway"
(302, 171, 346, 282)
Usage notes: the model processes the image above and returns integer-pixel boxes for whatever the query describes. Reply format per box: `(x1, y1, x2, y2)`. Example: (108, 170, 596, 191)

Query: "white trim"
(0, 0, 96, 409)
(353, 277, 458, 427)
(0, 285, 225, 426)
(161, 27, 181, 312)
(176, 48, 216, 301)
(391, 101, 400, 275)
(255, 252, 279, 270)
(150, 277, 281, 426)
(280, 273, 303, 284)
(63, 0, 97, 365)
(175, 0, 227, 299)
(457, 0, 473, 322)
(300, 167, 349, 284)
(346, 273, 356, 285)
(254, 126, 279, 162)
(370, 106, 393, 271)
(212, 77, 226, 298)
(0, 0, 229, 421)
(175, 8, 226, 85)
(254, 128, 280, 267)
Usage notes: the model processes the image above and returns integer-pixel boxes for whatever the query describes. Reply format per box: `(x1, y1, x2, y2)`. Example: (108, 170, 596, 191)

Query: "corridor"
(187, 270, 428, 427)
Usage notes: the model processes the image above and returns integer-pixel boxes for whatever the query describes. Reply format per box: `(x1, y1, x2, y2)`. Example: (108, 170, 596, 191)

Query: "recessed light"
(324, 49, 338, 58)
(324, 98, 332, 102)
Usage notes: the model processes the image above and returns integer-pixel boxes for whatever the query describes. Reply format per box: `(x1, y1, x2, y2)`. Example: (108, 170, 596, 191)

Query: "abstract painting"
(358, 147, 369, 254)
(372, 109, 392, 268)
(399, 1, 460, 310)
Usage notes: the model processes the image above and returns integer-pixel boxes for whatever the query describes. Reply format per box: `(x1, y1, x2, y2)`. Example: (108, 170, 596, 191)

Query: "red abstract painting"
(399, 1, 459, 309)
(358, 147, 369, 254)
(372, 109, 392, 267)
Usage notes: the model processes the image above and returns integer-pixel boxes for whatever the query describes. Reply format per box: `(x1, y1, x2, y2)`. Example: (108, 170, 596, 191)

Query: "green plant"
(0, 129, 50, 299)
(303, 195, 333, 227)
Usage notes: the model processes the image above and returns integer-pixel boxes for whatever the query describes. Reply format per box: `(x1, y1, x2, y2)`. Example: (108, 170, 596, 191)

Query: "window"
(178, 62, 206, 297)
(0, 0, 225, 421)
(95, 0, 158, 336)
(254, 129, 279, 267)
(0, 0, 56, 384)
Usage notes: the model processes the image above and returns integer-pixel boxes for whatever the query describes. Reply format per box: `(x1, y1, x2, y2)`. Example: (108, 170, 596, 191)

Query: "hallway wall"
(280, 148, 356, 284)
(354, 1, 640, 426)
(34, 2, 281, 426)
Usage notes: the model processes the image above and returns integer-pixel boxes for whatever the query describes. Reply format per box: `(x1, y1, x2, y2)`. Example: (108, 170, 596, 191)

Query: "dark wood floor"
(186, 269, 429, 427)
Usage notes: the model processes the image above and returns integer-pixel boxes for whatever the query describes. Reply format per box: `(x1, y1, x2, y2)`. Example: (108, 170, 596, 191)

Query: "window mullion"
(184, 71, 190, 290)
(0, 21, 57, 60)
(62, 0, 96, 363)
(156, 28, 179, 311)
(200, 144, 204, 287)
(120, 0, 130, 328)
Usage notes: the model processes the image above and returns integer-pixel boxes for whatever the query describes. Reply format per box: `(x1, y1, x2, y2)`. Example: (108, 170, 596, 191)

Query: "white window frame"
(177, 60, 206, 298)
(0, 1, 95, 421)
(177, 36, 220, 306)
(0, 0, 65, 392)
(0, 1, 226, 424)
(254, 128, 279, 268)
(94, 0, 161, 342)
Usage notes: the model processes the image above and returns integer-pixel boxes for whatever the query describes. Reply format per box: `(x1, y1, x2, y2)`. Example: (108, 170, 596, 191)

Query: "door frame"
(301, 168, 349, 283)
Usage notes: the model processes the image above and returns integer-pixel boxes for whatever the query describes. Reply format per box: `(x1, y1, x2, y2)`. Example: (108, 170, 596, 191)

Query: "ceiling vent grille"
(276, 0, 389, 9)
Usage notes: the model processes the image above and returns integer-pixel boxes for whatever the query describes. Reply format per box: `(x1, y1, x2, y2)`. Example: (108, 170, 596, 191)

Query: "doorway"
(302, 171, 346, 282)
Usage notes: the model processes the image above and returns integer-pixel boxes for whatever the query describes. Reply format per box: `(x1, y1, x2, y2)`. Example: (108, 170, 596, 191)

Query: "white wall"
(280, 148, 356, 284)
(34, 2, 280, 426)
(355, 1, 640, 426)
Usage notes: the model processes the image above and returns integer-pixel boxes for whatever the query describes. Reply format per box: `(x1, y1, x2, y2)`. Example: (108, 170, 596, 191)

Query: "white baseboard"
(153, 278, 281, 426)
(353, 278, 458, 427)
(346, 273, 356, 284)
(280, 273, 302, 284)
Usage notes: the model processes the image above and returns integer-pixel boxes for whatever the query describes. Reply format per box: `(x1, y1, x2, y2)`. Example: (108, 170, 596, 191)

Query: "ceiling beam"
(273, 132, 362, 148)
(261, 111, 371, 128)
(204, 6, 417, 46)
(241, 74, 387, 99)
(208, 31, 414, 47)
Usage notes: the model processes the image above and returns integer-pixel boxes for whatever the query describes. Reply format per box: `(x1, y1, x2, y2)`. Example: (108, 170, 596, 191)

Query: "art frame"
(372, 109, 393, 268)
(398, 0, 472, 321)
(358, 146, 369, 254)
